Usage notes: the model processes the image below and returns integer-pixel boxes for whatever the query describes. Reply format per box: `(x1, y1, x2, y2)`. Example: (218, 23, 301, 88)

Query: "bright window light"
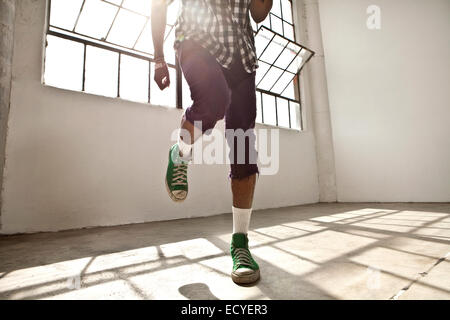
(49, 0, 84, 30)
(119, 55, 149, 103)
(106, 9, 147, 48)
(84, 45, 119, 98)
(44, 35, 84, 91)
(44, 0, 311, 128)
(122, 0, 152, 15)
(290, 102, 301, 130)
(75, 0, 117, 39)
(276, 98, 290, 128)
(262, 93, 277, 126)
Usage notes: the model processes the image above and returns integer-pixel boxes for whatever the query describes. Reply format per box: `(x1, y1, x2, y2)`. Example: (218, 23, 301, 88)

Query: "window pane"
(120, 55, 149, 103)
(287, 48, 307, 73)
(259, 35, 288, 65)
(276, 98, 290, 128)
(262, 94, 276, 126)
(107, 9, 147, 48)
(75, 0, 118, 39)
(272, 0, 282, 17)
(270, 14, 283, 35)
(257, 66, 283, 91)
(151, 65, 176, 107)
(84, 46, 119, 97)
(281, 76, 300, 100)
(271, 71, 295, 95)
(290, 102, 301, 130)
(256, 91, 262, 124)
(274, 42, 301, 70)
(44, 35, 84, 91)
(122, 0, 152, 15)
(254, 27, 273, 59)
(282, 0, 293, 24)
(284, 22, 295, 41)
(134, 22, 154, 54)
(50, 0, 84, 30)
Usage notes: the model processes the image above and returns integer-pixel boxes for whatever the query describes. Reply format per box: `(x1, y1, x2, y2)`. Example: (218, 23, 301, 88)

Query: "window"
(43, 0, 313, 130)
(44, 0, 180, 107)
(252, 1, 314, 130)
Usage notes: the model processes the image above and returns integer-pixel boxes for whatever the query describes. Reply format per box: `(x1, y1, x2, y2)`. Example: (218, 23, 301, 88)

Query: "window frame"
(43, 0, 313, 130)
(45, 0, 183, 107)
(252, 1, 315, 130)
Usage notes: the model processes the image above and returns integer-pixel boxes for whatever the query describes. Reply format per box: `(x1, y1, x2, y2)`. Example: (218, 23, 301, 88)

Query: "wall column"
(299, 0, 337, 202)
(0, 0, 16, 224)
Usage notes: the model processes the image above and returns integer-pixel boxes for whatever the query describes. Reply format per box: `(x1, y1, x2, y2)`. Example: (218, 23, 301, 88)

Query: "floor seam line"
(390, 251, 449, 300)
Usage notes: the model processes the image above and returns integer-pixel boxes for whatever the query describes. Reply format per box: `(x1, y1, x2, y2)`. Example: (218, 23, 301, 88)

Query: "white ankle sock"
(232, 206, 252, 234)
(177, 135, 192, 160)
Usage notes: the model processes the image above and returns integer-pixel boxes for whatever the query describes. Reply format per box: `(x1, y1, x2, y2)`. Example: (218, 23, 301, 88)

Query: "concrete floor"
(0, 202, 449, 300)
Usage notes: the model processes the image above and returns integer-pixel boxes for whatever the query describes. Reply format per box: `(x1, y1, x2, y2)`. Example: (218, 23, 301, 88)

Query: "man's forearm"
(250, 0, 273, 23)
(151, 0, 167, 59)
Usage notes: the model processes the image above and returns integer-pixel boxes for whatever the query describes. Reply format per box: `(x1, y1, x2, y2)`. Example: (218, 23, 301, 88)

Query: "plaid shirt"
(173, 0, 258, 73)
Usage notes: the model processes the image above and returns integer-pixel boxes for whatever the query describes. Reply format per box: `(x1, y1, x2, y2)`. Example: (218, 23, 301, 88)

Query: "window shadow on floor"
(0, 202, 449, 299)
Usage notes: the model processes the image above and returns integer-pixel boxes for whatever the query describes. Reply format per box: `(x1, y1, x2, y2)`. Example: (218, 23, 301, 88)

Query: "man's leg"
(165, 39, 231, 202)
(223, 62, 260, 284)
(232, 174, 256, 209)
(231, 173, 256, 238)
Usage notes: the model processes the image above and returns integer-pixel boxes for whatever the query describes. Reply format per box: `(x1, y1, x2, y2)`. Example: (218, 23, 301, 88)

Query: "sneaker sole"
(231, 269, 260, 285)
(165, 177, 187, 203)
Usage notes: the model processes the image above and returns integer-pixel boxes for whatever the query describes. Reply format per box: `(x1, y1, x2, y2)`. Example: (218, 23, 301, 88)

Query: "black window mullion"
(148, 61, 151, 104)
(299, 103, 303, 130)
(117, 53, 121, 98)
(288, 0, 296, 41)
(46, 0, 52, 34)
(133, 18, 149, 49)
(288, 100, 291, 128)
(72, 0, 86, 32)
(105, 0, 124, 41)
(279, 0, 284, 37)
(82, 44, 87, 91)
(260, 92, 264, 124)
(275, 97, 278, 126)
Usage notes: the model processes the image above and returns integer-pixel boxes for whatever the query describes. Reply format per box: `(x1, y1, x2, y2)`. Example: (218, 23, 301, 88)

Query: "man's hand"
(250, 0, 273, 24)
(154, 58, 170, 90)
(152, 0, 170, 90)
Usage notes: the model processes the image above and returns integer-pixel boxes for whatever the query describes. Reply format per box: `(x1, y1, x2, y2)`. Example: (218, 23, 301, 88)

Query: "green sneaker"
(165, 144, 188, 202)
(231, 233, 260, 284)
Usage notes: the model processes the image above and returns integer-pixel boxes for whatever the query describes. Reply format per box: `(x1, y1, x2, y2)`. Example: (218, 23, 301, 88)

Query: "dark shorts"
(177, 39, 259, 179)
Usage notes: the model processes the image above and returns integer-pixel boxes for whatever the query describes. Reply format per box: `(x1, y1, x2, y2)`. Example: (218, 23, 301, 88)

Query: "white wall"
(319, 0, 450, 202)
(0, 0, 319, 234)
